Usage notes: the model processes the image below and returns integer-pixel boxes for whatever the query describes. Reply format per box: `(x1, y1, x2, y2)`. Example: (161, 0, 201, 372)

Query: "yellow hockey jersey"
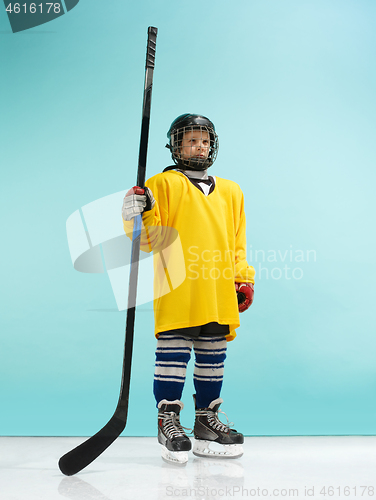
(123, 170, 255, 341)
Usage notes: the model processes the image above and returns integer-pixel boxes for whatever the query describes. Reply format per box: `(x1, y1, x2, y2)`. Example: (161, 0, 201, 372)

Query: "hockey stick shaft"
(117, 25, 157, 418)
(58, 27, 158, 476)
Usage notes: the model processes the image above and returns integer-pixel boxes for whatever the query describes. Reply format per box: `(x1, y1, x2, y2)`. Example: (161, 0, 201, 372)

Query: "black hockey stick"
(58, 26, 158, 476)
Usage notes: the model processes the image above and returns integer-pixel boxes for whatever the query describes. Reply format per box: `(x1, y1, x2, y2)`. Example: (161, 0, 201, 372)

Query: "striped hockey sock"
(154, 334, 192, 404)
(193, 336, 227, 409)
(153, 333, 227, 408)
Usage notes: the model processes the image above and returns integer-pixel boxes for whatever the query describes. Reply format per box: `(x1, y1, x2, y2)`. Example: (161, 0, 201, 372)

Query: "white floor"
(0, 437, 375, 500)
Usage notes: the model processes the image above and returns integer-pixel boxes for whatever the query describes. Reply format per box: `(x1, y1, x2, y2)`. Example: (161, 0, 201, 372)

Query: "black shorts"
(159, 322, 229, 339)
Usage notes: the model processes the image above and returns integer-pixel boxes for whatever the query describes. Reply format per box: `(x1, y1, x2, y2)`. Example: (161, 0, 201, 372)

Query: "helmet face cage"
(170, 125, 219, 170)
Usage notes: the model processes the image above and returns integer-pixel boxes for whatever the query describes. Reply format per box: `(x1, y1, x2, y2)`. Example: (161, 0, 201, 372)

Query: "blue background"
(1, 0, 375, 436)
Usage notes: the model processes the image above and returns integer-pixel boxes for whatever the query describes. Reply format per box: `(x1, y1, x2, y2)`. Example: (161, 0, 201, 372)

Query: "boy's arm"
(234, 191, 255, 284)
(234, 190, 255, 312)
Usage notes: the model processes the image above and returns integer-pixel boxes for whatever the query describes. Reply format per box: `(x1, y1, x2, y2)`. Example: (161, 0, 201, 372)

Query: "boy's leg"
(192, 336, 244, 458)
(192, 336, 227, 409)
(153, 332, 192, 406)
(154, 332, 193, 464)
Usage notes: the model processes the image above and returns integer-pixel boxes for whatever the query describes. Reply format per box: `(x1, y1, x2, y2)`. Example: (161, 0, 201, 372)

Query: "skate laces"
(198, 408, 234, 433)
(159, 412, 192, 439)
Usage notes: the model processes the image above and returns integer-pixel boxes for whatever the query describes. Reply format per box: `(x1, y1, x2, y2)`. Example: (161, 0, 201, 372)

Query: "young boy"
(122, 114, 255, 464)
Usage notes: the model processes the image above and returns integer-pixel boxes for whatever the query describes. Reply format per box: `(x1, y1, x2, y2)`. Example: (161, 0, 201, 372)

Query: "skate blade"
(160, 444, 189, 465)
(193, 440, 243, 459)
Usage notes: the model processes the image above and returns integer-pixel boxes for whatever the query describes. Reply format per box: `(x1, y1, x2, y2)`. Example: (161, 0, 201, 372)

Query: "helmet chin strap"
(178, 168, 209, 180)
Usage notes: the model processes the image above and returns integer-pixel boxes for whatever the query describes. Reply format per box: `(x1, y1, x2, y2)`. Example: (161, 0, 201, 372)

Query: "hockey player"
(122, 114, 255, 464)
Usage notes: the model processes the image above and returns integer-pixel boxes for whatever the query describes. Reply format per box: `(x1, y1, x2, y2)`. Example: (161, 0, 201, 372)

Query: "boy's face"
(180, 129, 210, 160)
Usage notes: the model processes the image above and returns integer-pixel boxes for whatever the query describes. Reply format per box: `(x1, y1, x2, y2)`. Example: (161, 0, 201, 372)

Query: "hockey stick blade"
(58, 27, 158, 476)
(58, 413, 126, 476)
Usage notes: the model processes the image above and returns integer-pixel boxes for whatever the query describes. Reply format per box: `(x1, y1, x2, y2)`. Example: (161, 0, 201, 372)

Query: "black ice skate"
(158, 399, 192, 464)
(193, 396, 244, 459)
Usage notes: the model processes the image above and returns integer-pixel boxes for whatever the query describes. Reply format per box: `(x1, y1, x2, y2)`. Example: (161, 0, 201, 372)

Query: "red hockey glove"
(122, 186, 155, 221)
(235, 282, 254, 313)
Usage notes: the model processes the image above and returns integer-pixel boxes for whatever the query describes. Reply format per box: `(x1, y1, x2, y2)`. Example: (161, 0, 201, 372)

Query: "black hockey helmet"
(166, 113, 219, 170)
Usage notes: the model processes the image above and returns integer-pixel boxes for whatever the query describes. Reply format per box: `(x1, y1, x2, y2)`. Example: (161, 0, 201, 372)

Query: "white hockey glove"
(122, 186, 155, 221)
